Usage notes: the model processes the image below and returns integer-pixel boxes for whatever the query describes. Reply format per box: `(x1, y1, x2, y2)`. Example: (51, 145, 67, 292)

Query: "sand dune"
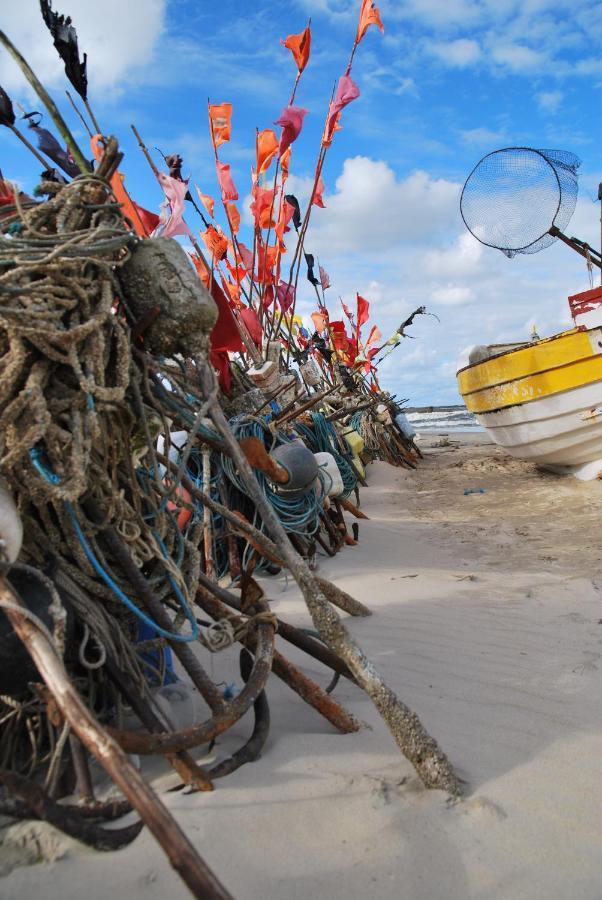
(3, 442, 602, 899)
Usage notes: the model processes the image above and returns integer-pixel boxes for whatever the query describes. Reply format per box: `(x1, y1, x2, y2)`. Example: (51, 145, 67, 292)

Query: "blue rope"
(30, 447, 199, 643)
(222, 417, 323, 538)
(294, 413, 357, 499)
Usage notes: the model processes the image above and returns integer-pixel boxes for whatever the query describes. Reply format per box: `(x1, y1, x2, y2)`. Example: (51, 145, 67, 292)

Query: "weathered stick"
(200, 361, 461, 795)
(0, 579, 234, 899)
(195, 586, 359, 734)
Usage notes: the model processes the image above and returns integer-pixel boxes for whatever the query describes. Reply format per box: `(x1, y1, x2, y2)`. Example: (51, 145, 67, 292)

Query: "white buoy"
(0, 478, 22, 565)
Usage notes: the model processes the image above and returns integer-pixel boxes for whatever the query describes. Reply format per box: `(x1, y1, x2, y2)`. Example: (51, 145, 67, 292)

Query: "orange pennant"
(250, 186, 276, 229)
(280, 146, 292, 182)
(257, 129, 279, 174)
(356, 0, 384, 44)
(208, 102, 232, 148)
(195, 185, 215, 218)
(226, 203, 241, 234)
(201, 225, 228, 262)
(281, 26, 311, 73)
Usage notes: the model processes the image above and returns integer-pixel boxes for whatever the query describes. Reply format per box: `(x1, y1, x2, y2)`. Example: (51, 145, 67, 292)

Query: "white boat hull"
(476, 380, 602, 479)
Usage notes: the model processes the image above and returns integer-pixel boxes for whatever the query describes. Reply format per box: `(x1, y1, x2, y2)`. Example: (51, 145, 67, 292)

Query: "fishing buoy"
(314, 452, 344, 498)
(343, 429, 365, 458)
(0, 477, 22, 565)
(376, 403, 392, 425)
(118, 237, 218, 358)
(157, 430, 189, 476)
(394, 412, 416, 440)
(270, 440, 319, 498)
(352, 456, 365, 480)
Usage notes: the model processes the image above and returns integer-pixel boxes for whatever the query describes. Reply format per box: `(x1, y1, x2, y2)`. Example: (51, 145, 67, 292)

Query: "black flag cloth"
(0, 87, 15, 127)
(40, 0, 88, 101)
(304, 252, 320, 287)
(27, 119, 82, 177)
(284, 193, 302, 230)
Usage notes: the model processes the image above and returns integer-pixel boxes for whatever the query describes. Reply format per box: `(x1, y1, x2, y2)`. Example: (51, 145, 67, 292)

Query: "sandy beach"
(3, 435, 602, 900)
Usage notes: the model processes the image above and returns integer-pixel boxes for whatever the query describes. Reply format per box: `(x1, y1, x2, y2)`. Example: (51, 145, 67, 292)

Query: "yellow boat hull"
(457, 327, 602, 479)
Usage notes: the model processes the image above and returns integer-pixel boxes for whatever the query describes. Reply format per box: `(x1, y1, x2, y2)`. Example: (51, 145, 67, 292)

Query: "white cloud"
(0, 0, 166, 95)
(460, 127, 505, 145)
(537, 90, 563, 113)
(430, 285, 476, 306)
(307, 156, 460, 254)
(427, 38, 481, 67)
(490, 42, 545, 71)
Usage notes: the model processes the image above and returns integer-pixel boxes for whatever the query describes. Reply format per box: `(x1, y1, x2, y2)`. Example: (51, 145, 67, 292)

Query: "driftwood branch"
(0, 577, 234, 900)
(199, 361, 461, 796)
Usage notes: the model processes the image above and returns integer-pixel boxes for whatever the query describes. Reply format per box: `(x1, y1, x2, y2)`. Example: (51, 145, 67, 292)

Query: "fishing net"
(460, 147, 581, 257)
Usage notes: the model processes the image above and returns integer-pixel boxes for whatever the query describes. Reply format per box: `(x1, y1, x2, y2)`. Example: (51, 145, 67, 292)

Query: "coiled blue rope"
(30, 447, 199, 643)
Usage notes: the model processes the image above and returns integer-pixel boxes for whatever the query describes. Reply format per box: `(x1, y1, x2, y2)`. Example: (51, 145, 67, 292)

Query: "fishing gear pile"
(0, 3, 458, 897)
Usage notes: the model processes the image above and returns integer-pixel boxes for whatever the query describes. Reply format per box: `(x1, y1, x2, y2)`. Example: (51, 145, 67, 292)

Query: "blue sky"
(2, 0, 602, 405)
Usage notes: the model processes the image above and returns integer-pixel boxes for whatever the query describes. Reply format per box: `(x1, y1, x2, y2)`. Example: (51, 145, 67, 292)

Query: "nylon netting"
(460, 147, 581, 257)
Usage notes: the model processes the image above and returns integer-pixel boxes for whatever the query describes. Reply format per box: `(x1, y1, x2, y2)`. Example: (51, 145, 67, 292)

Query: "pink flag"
(276, 281, 296, 313)
(313, 176, 326, 209)
(319, 265, 330, 290)
(216, 161, 238, 201)
(154, 172, 191, 239)
(324, 75, 360, 145)
(275, 106, 308, 157)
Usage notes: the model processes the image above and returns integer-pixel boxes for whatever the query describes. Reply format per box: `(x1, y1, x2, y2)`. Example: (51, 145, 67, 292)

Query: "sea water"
(405, 405, 483, 433)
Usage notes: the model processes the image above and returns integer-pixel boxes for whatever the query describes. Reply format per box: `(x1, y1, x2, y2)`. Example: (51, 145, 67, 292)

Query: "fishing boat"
(457, 285, 602, 480)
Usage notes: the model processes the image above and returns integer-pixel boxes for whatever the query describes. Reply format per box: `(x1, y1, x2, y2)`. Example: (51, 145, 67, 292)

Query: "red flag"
(256, 241, 279, 284)
(256, 128, 279, 174)
(209, 102, 232, 148)
(312, 175, 326, 209)
(341, 300, 353, 321)
(281, 26, 311, 73)
(357, 294, 370, 328)
(216, 161, 238, 202)
(132, 202, 160, 235)
(319, 265, 330, 290)
(323, 75, 360, 146)
(239, 307, 262, 349)
(275, 106, 308, 157)
(356, 0, 384, 44)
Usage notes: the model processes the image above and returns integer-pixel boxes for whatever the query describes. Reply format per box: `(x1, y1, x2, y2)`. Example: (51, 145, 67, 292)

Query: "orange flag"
(250, 186, 276, 229)
(280, 147, 292, 182)
(281, 26, 311, 73)
(312, 176, 326, 209)
(226, 203, 240, 234)
(356, 0, 384, 44)
(195, 185, 215, 218)
(208, 102, 232, 148)
(201, 225, 228, 261)
(257, 129, 279, 174)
